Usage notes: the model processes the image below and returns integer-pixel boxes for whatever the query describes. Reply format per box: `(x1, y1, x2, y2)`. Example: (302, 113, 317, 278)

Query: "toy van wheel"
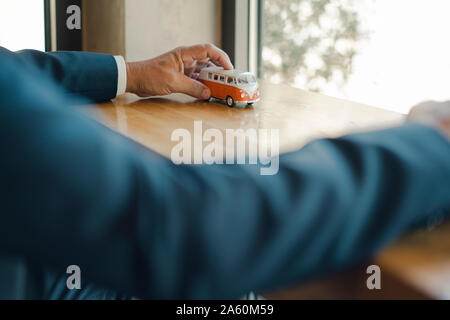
(226, 96, 234, 107)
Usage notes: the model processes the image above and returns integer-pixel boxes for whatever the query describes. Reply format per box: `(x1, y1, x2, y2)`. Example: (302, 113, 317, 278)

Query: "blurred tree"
(262, 0, 368, 92)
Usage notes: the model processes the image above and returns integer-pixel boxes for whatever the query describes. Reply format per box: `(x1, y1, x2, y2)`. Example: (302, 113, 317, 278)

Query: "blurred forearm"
(1, 57, 450, 299)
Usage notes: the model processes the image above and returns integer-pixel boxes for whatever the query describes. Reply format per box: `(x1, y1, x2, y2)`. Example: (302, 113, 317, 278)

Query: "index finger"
(180, 44, 234, 70)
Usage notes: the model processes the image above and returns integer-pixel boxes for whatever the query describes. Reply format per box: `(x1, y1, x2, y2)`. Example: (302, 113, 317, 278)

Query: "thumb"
(176, 75, 211, 100)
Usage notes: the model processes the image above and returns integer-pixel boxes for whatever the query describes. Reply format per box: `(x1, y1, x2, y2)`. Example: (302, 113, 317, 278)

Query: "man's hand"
(409, 101, 450, 140)
(125, 44, 233, 100)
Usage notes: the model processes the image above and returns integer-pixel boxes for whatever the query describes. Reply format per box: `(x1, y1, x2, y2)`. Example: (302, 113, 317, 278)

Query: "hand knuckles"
(173, 46, 185, 52)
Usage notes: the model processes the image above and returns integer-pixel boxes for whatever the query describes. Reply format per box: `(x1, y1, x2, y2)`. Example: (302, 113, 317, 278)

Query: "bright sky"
(0, 0, 45, 51)
(325, 0, 450, 114)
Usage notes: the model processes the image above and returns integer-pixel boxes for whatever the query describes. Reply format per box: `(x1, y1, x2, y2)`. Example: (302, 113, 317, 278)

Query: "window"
(0, 0, 45, 51)
(227, 77, 236, 84)
(208, 73, 213, 80)
(258, 0, 450, 113)
(214, 74, 219, 81)
(224, 1, 450, 114)
(0, 0, 82, 52)
(219, 76, 225, 82)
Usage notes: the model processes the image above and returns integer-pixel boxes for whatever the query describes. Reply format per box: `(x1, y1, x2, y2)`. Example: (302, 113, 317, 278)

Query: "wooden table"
(89, 81, 450, 300)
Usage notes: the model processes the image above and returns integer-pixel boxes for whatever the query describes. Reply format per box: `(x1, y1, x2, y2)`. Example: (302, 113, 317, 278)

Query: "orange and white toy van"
(199, 67, 260, 107)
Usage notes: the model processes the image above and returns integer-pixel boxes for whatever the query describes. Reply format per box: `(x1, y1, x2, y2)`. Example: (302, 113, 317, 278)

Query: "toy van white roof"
(199, 67, 254, 78)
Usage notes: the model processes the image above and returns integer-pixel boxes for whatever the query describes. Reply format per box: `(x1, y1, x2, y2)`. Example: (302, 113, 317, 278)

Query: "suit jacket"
(0, 47, 449, 299)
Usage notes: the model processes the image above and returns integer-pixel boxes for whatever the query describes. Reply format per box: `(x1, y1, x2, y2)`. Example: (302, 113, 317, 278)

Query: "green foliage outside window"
(262, 0, 368, 92)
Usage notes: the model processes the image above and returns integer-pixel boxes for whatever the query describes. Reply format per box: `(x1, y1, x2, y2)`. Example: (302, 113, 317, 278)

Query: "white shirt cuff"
(114, 55, 127, 96)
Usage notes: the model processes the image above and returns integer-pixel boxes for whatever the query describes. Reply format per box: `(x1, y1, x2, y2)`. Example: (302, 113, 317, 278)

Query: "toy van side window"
(214, 74, 219, 81)
(227, 77, 235, 84)
(219, 76, 225, 83)
(208, 73, 212, 80)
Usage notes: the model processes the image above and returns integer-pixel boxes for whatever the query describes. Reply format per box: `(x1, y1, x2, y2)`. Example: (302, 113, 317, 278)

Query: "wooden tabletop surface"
(88, 80, 450, 300)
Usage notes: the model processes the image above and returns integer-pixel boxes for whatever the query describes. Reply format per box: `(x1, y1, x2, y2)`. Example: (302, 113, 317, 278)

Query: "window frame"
(222, 0, 262, 77)
(44, 0, 82, 51)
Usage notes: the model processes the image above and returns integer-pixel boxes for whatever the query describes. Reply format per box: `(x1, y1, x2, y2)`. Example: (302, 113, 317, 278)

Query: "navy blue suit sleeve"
(0, 46, 118, 103)
(1, 59, 450, 299)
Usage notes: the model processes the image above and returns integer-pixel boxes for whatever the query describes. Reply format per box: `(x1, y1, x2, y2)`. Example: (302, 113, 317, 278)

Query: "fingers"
(409, 100, 450, 133)
(410, 101, 450, 118)
(195, 61, 216, 74)
(409, 101, 439, 118)
(180, 44, 233, 70)
(163, 44, 231, 99)
(191, 60, 215, 79)
(175, 75, 211, 100)
(184, 61, 216, 78)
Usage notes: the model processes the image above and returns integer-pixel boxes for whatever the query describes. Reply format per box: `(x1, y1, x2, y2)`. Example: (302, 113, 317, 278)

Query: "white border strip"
(50, 0, 57, 51)
(234, 0, 249, 71)
(248, 0, 259, 76)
